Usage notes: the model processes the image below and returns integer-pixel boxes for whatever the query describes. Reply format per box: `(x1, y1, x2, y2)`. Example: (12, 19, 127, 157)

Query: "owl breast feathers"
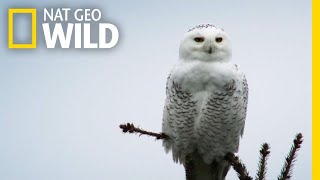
(162, 61, 248, 164)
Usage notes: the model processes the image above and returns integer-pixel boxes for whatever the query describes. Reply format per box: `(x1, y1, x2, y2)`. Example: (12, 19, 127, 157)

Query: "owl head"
(179, 24, 232, 62)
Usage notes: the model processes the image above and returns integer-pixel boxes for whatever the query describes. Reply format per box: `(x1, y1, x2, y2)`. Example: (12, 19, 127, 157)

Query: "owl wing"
(162, 73, 198, 164)
(196, 68, 248, 164)
(240, 73, 249, 136)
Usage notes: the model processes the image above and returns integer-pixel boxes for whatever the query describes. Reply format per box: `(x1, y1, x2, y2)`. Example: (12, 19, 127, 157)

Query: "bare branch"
(119, 123, 169, 140)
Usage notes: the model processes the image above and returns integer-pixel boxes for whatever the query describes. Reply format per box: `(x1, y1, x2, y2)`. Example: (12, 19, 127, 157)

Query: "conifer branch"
(119, 123, 304, 180)
(277, 133, 303, 180)
(225, 153, 253, 180)
(256, 143, 270, 180)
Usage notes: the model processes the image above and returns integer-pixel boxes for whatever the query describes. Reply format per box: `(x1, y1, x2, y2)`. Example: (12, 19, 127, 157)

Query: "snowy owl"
(162, 24, 248, 180)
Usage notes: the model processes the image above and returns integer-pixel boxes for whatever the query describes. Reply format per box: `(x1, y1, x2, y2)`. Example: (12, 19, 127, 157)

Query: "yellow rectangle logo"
(8, 8, 37, 49)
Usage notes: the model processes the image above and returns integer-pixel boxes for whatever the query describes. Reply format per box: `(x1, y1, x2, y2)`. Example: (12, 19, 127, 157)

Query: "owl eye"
(194, 37, 204, 42)
(215, 37, 223, 43)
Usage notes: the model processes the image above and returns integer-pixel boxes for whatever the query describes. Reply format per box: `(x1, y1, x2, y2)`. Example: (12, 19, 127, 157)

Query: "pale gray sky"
(0, 1, 311, 180)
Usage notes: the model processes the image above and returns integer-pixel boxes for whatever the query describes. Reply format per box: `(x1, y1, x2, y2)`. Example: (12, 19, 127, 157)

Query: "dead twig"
(119, 123, 169, 140)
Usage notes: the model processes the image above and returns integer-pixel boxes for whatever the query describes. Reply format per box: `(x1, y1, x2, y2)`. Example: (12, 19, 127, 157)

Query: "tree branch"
(119, 123, 303, 180)
(225, 153, 253, 180)
(185, 155, 196, 180)
(277, 133, 303, 180)
(119, 123, 169, 140)
(256, 143, 270, 180)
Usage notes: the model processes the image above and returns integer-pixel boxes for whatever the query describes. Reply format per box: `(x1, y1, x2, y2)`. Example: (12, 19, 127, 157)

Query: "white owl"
(162, 24, 248, 180)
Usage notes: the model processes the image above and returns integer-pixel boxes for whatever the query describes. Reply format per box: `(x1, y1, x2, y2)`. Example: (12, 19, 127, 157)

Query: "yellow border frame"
(8, 8, 37, 49)
(313, 0, 318, 179)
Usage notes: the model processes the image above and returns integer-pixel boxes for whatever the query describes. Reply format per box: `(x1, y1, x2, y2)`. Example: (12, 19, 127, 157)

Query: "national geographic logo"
(8, 8, 119, 49)
(8, 8, 37, 48)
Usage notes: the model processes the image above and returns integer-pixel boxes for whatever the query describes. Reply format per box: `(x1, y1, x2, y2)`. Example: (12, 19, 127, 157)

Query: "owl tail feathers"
(186, 159, 230, 180)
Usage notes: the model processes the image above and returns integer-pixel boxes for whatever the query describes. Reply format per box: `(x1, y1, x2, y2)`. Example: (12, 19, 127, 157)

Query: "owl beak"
(208, 46, 213, 54)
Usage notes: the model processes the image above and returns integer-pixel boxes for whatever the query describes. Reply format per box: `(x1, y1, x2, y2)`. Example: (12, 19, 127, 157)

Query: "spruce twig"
(119, 123, 169, 140)
(225, 153, 253, 180)
(256, 143, 270, 180)
(277, 133, 303, 180)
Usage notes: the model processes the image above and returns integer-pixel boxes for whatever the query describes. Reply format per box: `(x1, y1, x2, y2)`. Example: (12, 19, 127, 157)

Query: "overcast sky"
(0, 0, 311, 180)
